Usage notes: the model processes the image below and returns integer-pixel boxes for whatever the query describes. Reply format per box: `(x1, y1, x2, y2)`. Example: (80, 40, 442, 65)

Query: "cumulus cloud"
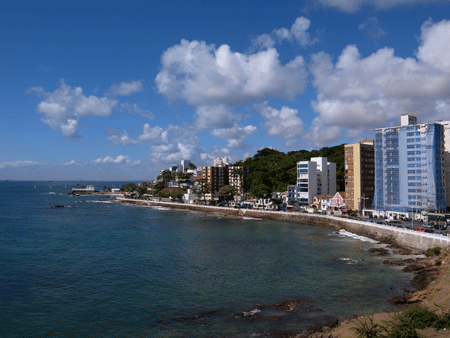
(155, 39, 307, 149)
(106, 80, 144, 96)
(307, 19, 450, 147)
(29, 80, 118, 139)
(314, 0, 449, 13)
(92, 155, 140, 165)
(106, 123, 168, 145)
(0, 161, 41, 169)
(252, 17, 319, 50)
(63, 160, 76, 165)
(155, 39, 307, 107)
(211, 124, 257, 149)
(358, 17, 387, 43)
(255, 102, 304, 147)
(119, 102, 154, 119)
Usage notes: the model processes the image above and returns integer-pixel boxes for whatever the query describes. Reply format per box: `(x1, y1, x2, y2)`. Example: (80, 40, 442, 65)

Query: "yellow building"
(344, 140, 375, 211)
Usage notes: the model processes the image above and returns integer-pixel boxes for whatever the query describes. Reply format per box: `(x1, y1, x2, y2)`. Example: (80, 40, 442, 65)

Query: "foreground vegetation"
(233, 144, 345, 195)
(353, 306, 450, 338)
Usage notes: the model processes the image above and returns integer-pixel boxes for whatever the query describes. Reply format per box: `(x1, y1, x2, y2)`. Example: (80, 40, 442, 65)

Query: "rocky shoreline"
(314, 248, 450, 338)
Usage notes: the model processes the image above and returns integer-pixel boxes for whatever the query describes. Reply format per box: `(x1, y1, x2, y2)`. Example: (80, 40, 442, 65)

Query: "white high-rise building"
(179, 160, 191, 173)
(213, 157, 230, 167)
(294, 157, 337, 206)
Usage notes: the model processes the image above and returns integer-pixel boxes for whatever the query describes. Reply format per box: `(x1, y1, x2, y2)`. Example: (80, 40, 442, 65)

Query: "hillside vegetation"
(234, 145, 345, 195)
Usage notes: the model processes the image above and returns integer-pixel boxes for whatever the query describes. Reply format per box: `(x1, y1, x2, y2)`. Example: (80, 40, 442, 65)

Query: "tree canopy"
(234, 144, 345, 193)
(120, 183, 138, 192)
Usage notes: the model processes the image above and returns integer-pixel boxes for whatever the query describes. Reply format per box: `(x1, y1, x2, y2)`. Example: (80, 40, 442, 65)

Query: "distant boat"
(34, 185, 36, 189)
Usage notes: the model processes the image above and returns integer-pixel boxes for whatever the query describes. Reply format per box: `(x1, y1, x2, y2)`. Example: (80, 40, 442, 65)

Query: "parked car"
(415, 228, 425, 232)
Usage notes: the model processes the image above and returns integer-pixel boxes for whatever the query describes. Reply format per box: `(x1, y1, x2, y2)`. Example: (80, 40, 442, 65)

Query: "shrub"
(398, 306, 439, 329)
(436, 259, 442, 266)
(431, 312, 450, 330)
(426, 247, 441, 257)
(352, 312, 387, 338)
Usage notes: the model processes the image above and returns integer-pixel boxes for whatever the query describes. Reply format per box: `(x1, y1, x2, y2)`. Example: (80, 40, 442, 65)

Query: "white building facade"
(293, 157, 337, 206)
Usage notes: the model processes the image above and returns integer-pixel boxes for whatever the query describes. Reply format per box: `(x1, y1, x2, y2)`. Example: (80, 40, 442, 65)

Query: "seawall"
(116, 198, 450, 252)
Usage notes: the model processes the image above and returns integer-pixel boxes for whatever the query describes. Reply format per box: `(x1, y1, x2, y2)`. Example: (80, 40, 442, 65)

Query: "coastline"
(115, 197, 450, 252)
(116, 197, 450, 337)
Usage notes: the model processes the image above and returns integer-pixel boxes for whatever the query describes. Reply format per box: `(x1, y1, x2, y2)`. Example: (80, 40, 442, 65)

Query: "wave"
(242, 217, 262, 220)
(337, 229, 378, 243)
(48, 192, 56, 195)
(339, 257, 360, 265)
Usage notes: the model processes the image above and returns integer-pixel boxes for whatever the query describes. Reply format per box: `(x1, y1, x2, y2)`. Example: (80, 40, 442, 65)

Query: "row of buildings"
(286, 114, 450, 216)
(344, 114, 450, 215)
(155, 114, 450, 215)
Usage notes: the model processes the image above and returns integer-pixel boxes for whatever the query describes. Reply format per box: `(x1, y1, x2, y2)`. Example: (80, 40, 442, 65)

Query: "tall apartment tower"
(373, 114, 448, 212)
(344, 140, 375, 211)
(202, 166, 227, 195)
(296, 157, 337, 206)
(202, 165, 249, 198)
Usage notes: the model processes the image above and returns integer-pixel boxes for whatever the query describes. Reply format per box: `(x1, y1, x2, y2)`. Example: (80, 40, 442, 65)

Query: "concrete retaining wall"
(116, 198, 450, 252)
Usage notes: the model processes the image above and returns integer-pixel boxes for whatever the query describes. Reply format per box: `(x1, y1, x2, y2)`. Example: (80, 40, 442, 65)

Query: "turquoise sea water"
(1, 181, 413, 337)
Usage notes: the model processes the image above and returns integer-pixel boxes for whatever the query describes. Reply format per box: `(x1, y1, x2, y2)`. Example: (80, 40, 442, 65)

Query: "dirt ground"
(295, 247, 450, 338)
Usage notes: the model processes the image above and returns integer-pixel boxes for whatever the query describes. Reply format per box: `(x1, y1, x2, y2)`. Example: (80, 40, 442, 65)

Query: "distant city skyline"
(1, 0, 450, 180)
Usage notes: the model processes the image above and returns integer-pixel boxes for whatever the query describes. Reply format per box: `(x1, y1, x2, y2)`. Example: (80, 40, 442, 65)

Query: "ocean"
(0, 181, 414, 337)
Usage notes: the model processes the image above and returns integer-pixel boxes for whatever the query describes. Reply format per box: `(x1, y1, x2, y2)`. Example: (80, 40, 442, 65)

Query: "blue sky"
(1, 0, 450, 180)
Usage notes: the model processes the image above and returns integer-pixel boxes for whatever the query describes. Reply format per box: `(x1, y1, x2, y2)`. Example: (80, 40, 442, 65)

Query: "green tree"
(272, 198, 283, 205)
(153, 181, 165, 194)
(217, 185, 237, 200)
(188, 162, 197, 170)
(176, 172, 192, 184)
(195, 178, 211, 204)
(157, 171, 175, 188)
(137, 186, 148, 196)
(249, 182, 271, 199)
(156, 187, 185, 199)
(120, 183, 137, 192)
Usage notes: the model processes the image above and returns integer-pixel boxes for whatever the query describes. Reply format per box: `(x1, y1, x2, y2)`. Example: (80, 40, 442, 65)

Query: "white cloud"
(315, 0, 449, 13)
(155, 39, 307, 149)
(252, 17, 319, 50)
(255, 102, 304, 147)
(106, 123, 168, 145)
(119, 102, 154, 119)
(211, 124, 257, 149)
(63, 160, 76, 165)
(307, 19, 450, 147)
(92, 155, 140, 165)
(416, 19, 450, 72)
(106, 80, 144, 96)
(0, 161, 41, 169)
(155, 39, 307, 107)
(194, 104, 239, 130)
(29, 80, 118, 139)
(358, 17, 387, 43)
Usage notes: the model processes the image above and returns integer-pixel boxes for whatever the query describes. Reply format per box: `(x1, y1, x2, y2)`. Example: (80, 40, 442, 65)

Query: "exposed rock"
(267, 315, 281, 320)
(410, 267, 440, 290)
(402, 258, 417, 264)
(307, 308, 323, 312)
(388, 292, 416, 305)
(368, 247, 389, 255)
(272, 299, 303, 312)
(402, 264, 426, 272)
(383, 260, 406, 266)
(392, 248, 412, 255)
